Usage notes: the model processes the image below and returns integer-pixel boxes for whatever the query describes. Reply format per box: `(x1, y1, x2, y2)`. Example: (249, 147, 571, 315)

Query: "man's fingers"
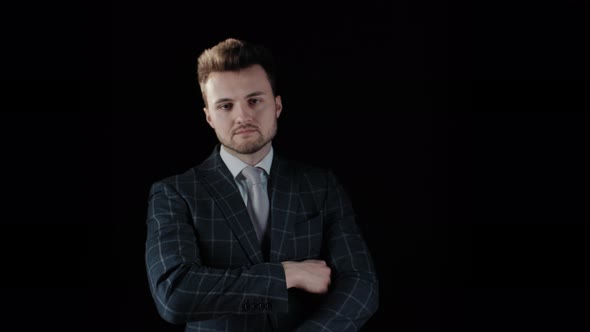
(284, 259, 332, 294)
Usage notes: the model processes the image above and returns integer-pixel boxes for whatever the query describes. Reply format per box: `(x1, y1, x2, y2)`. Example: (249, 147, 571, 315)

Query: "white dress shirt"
(219, 145, 273, 206)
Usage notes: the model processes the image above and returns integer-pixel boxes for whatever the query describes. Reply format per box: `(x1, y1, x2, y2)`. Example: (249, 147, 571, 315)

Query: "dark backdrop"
(2, 1, 589, 331)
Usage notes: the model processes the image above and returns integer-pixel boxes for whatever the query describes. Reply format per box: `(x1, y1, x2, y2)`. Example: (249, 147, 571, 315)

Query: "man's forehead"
(205, 67, 272, 99)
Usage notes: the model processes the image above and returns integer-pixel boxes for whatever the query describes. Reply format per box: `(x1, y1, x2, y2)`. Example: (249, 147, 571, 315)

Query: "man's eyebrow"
(213, 98, 232, 105)
(213, 92, 267, 105)
(245, 91, 266, 98)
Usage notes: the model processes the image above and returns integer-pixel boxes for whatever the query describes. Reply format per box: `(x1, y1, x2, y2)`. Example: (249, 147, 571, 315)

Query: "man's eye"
(218, 103, 232, 110)
(249, 98, 261, 105)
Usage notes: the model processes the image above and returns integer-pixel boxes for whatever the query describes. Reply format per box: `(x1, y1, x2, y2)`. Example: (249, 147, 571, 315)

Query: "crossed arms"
(145, 171, 379, 331)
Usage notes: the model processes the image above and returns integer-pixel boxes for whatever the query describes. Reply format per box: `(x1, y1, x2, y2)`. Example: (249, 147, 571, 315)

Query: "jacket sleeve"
(145, 181, 289, 324)
(296, 171, 379, 331)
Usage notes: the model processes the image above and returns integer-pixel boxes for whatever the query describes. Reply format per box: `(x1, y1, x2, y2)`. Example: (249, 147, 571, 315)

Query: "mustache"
(233, 125, 259, 134)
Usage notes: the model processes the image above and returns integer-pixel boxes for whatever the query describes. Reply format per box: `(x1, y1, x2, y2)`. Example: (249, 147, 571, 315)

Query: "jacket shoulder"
(149, 166, 202, 194)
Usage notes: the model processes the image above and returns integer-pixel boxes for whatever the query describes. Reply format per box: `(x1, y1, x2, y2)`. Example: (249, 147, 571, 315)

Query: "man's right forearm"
(148, 261, 289, 324)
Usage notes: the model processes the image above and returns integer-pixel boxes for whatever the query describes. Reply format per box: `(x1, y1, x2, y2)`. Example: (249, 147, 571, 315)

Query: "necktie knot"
(241, 166, 265, 186)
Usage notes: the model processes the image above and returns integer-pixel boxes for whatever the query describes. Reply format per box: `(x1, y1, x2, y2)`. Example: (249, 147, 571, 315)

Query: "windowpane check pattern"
(145, 145, 379, 331)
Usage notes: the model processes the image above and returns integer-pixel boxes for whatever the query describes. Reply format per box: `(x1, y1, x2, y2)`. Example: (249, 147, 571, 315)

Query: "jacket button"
(243, 303, 249, 311)
(257, 303, 264, 311)
(265, 302, 272, 310)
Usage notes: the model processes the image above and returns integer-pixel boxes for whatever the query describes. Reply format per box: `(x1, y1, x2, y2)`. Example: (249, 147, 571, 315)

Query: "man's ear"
(203, 107, 215, 128)
(275, 95, 283, 118)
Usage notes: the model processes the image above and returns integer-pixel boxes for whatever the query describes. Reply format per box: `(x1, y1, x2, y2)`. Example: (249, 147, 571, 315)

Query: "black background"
(2, 1, 589, 331)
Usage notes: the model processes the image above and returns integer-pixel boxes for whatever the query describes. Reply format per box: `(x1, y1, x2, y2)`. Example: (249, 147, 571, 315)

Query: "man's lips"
(234, 128, 258, 135)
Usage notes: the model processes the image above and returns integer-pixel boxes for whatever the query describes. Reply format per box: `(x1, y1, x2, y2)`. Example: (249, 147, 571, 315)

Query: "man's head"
(197, 38, 282, 157)
(197, 38, 277, 104)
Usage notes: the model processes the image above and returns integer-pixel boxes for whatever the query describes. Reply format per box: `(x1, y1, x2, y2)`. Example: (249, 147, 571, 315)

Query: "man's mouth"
(235, 128, 257, 135)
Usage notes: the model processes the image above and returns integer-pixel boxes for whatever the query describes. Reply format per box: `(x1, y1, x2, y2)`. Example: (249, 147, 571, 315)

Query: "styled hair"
(197, 38, 277, 105)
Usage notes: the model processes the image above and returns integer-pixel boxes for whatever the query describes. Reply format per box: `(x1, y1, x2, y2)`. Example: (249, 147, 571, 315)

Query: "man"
(145, 38, 379, 331)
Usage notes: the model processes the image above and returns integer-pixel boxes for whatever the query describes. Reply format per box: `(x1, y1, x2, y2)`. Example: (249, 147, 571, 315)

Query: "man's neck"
(222, 143, 272, 166)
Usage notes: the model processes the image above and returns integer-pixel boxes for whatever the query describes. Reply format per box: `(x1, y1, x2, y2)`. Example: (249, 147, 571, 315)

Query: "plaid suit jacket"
(145, 145, 379, 331)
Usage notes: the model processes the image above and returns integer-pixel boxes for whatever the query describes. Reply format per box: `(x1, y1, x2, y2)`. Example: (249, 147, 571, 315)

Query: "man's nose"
(234, 102, 254, 123)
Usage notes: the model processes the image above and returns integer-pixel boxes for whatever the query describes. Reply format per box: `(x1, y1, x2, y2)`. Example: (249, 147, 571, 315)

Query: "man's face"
(203, 64, 282, 155)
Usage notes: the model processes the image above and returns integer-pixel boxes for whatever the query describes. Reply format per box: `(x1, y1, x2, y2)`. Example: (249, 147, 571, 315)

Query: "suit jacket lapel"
(268, 154, 299, 263)
(198, 145, 264, 265)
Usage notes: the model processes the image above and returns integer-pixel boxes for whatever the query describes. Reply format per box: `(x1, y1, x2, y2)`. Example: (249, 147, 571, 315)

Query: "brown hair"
(197, 38, 277, 105)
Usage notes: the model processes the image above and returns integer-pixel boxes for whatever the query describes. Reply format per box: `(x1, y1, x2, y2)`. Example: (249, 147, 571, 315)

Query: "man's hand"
(281, 259, 331, 294)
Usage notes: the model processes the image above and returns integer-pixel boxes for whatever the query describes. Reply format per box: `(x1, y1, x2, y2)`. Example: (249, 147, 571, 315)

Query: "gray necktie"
(241, 166, 269, 243)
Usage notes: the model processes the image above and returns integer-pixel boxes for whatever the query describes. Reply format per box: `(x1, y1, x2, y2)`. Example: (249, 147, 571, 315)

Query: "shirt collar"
(219, 145, 273, 179)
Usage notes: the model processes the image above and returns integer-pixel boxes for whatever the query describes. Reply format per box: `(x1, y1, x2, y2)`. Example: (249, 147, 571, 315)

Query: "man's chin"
(225, 141, 266, 155)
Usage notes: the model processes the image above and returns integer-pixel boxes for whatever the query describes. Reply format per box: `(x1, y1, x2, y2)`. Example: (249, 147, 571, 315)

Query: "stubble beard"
(220, 121, 277, 155)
